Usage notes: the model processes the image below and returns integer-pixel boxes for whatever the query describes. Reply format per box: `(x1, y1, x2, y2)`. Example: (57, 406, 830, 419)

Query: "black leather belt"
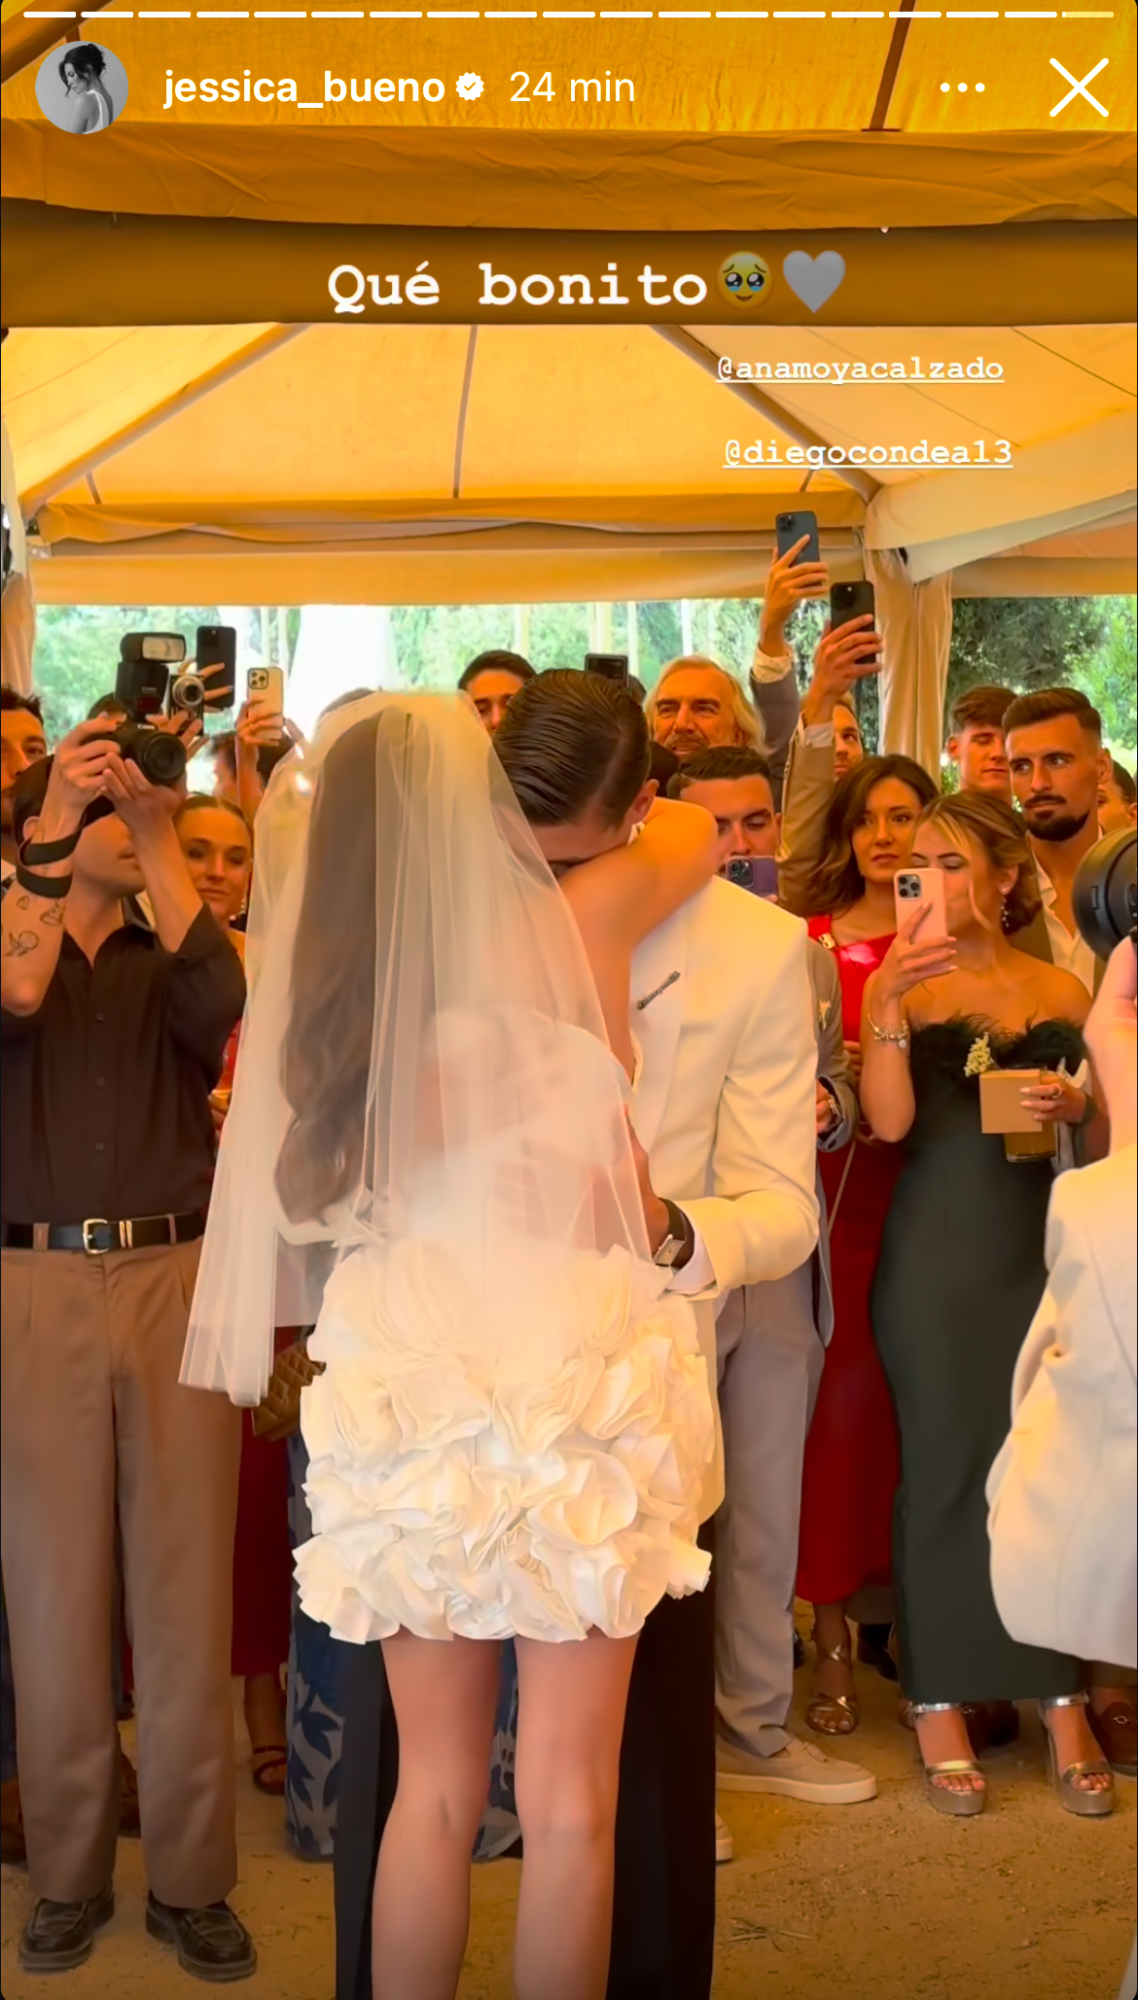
(0, 1212, 206, 1255)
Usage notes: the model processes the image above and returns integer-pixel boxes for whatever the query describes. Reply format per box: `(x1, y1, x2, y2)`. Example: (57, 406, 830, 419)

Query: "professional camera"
(1073, 828, 1136, 960)
(112, 634, 189, 787)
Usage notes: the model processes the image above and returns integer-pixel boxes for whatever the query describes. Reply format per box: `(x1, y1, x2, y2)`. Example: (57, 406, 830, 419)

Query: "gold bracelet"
(866, 1011, 910, 1051)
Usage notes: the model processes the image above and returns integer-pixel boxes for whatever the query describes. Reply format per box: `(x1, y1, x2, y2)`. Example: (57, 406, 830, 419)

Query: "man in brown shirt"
(1, 721, 252, 1981)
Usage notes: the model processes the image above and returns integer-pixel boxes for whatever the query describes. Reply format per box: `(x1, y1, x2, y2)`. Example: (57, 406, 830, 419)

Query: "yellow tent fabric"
(2, 0, 1134, 609)
(2, 2, 1135, 229)
(4, 320, 1133, 604)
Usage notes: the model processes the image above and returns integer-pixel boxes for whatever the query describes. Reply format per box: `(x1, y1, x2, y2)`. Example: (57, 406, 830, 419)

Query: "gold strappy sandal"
(912, 1704, 986, 1818)
(806, 1634, 860, 1737)
(1041, 1696, 1115, 1819)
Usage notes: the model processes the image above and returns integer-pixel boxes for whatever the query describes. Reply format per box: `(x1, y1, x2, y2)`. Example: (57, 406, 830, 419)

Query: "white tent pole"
(22, 326, 309, 516)
(868, 550, 953, 776)
(626, 603, 639, 677)
(681, 600, 694, 654)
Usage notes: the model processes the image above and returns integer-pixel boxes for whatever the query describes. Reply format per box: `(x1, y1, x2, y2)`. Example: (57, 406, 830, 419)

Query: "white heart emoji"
(782, 251, 846, 314)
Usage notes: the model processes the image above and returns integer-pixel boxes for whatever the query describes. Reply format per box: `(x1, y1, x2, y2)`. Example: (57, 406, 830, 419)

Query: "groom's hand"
(627, 1119, 670, 1254)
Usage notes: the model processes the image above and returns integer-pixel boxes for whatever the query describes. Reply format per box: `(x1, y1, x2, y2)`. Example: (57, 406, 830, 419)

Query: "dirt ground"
(2, 1653, 1134, 2000)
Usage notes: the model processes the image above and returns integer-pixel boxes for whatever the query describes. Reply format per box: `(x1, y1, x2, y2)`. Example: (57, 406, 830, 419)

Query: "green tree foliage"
(29, 595, 1135, 763)
(948, 597, 1136, 755)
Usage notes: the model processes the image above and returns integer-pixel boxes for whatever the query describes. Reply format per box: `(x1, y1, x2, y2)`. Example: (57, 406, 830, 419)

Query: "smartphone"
(894, 866, 948, 941)
(775, 510, 820, 566)
(584, 653, 630, 683)
(830, 581, 876, 630)
(247, 664, 286, 713)
(725, 855, 779, 900)
(194, 625, 238, 709)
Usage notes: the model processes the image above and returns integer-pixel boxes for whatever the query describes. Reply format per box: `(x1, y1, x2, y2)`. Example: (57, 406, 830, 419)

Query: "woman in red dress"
(178, 794, 293, 1795)
(797, 755, 938, 1734)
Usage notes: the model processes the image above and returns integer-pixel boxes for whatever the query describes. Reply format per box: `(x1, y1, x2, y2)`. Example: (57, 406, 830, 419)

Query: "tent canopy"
(2, 0, 1135, 229)
(2, 0, 1134, 607)
(4, 319, 1133, 604)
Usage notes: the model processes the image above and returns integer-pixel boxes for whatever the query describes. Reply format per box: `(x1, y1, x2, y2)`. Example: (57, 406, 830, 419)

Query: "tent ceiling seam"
(452, 327, 479, 502)
(867, 0, 915, 132)
(21, 324, 308, 515)
(654, 325, 880, 504)
(1010, 327, 1138, 399)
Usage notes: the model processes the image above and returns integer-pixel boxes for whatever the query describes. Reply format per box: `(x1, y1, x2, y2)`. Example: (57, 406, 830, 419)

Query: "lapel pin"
(635, 970, 681, 1012)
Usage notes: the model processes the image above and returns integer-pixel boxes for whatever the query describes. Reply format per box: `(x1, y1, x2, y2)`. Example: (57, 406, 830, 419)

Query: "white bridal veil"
(181, 692, 657, 1406)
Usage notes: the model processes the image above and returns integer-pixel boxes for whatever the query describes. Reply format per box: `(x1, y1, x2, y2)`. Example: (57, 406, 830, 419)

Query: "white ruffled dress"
(294, 1224, 716, 1645)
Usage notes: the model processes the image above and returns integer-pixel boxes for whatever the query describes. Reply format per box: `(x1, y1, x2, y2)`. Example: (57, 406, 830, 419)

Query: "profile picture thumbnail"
(35, 41, 128, 134)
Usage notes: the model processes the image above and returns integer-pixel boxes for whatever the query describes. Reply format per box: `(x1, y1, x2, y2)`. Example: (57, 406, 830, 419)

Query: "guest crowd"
(0, 545, 1135, 1992)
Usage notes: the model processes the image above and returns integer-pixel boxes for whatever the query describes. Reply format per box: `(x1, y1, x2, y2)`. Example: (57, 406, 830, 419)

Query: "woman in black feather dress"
(859, 791, 1115, 1822)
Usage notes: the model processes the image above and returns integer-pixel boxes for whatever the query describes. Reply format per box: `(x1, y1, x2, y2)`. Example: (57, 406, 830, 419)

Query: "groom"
(334, 670, 819, 2000)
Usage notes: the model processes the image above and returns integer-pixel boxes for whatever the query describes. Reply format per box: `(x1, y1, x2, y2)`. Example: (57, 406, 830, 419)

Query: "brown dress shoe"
(1089, 1698, 1137, 1778)
(1, 1776, 26, 1865)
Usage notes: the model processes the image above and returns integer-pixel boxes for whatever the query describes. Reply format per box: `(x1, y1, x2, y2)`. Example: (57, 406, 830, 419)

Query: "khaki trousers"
(0, 1242, 241, 1906)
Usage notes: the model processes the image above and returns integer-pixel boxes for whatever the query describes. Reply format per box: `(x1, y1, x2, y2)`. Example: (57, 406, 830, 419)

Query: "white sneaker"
(715, 1812, 734, 1864)
(717, 1735, 876, 1804)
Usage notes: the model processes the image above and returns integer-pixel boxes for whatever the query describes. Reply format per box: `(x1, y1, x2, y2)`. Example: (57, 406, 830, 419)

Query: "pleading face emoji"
(717, 252, 771, 310)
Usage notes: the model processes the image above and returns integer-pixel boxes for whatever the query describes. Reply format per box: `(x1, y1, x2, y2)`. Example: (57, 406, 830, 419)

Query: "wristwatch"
(653, 1199, 696, 1272)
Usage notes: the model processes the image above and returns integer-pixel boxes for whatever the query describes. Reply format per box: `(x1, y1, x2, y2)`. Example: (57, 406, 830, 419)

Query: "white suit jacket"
(987, 1144, 1138, 1672)
(630, 877, 820, 1522)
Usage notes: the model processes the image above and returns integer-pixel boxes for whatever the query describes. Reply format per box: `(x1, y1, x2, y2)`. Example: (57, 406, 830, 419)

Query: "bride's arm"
(560, 797, 721, 951)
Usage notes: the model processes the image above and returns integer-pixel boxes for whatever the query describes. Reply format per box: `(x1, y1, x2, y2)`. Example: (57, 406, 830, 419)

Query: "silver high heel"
(911, 1703, 986, 1818)
(1039, 1695, 1114, 1818)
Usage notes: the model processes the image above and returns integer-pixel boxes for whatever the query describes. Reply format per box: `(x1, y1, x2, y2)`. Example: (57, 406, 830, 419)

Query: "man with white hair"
(645, 658, 763, 764)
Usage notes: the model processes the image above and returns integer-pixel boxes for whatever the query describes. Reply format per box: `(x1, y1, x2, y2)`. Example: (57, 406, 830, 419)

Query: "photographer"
(0, 720, 253, 1981)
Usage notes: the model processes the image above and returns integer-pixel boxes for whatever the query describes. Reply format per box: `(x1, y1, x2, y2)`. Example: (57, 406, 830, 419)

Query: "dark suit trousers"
(333, 1522, 717, 2000)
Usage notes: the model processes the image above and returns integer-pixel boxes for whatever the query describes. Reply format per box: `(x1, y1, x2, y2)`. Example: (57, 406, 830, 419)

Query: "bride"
(183, 692, 721, 2000)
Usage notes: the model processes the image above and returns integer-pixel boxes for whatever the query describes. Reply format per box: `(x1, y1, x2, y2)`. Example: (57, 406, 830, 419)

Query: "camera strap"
(20, 830, 81, 866)
(14, 864, 72, 900)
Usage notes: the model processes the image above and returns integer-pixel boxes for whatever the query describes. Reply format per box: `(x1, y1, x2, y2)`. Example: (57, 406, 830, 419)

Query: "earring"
(1000, 895, 1011, 933)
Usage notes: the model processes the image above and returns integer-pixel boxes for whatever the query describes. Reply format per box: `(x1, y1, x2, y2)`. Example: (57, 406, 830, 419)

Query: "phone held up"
(775, 509, 820, 566)
(725, 855, 779, 901)
(894, 866, 949, 942)
(247, 663, 286, 713)
(584, 653, 630, 683)
(830, 580, 876, 631)
(161, 624, 238, 720)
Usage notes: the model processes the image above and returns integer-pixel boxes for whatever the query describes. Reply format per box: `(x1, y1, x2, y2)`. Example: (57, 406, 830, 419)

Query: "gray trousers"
(714, 1265, 825, 1759)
